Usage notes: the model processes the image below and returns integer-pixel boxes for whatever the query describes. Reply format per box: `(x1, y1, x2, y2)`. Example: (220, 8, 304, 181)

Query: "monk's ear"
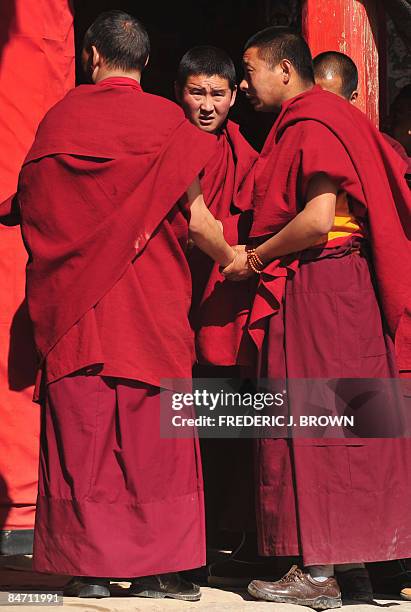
(350, 90, 359, 104)
(279, 59, 292, 84)
(229, 85, 237, 108)
(91, 45, 100, 69)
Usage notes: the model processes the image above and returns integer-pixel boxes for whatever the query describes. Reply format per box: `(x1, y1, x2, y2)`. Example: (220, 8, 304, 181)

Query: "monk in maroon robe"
(174, 46, 258, 576)
(14, 11, 237, 601)
(314, 50, 411, 601)
(223, 28, 411, 609)
(175, 45, 258, 368)
(313, 50, 411, 177)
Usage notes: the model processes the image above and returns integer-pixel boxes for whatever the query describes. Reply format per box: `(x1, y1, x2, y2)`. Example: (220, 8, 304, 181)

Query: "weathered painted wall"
(302, 0, 380, 126)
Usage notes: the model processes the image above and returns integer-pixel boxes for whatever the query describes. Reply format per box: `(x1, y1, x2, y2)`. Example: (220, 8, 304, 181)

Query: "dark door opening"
(73, 1, 302, 149)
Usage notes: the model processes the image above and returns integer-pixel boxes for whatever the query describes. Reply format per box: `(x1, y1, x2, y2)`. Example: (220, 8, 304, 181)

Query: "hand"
(221, 252, 255, 281)
(232, 244, 247, 255)
(219, 246, 237, 269)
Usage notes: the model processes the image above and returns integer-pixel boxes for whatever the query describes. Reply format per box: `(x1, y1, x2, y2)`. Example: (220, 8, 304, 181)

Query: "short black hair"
(244, 27, 314, 83)
(176, 46, 237, 90)
(83, 10, 150, 72)
(313, 51, 358, 99)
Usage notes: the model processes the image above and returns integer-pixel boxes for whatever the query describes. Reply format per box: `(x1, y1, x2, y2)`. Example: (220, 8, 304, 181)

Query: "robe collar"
(97, 76, 142, 91)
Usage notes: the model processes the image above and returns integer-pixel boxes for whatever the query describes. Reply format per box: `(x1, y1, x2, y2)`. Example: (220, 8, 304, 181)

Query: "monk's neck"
(94, 69, 142, 84)
(281, 81, 315, 105)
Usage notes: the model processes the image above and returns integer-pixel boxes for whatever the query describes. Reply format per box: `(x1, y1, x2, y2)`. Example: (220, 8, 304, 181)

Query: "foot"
(207, 556, 300, 588)
(63, 577, 110, 598)
(336, 567, 374, 602)
(129, 572, 201, 601)
(248, 565, 342, 610)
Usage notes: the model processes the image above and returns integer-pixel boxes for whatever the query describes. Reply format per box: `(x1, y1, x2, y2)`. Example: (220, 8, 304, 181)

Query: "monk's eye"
(213, 93, 225, 98)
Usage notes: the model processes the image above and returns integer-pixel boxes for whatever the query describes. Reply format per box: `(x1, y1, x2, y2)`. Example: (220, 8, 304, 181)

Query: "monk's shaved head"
(313, 51, 358, 100)
(244, 27, 314, 84)
(83, 10, 150, 72)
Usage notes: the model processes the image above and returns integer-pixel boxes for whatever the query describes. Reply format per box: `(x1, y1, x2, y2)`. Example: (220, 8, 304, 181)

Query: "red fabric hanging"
(0, 0, 74, 530)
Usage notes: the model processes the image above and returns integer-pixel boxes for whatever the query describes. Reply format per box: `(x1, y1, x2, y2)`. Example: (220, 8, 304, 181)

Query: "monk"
(14, 11, 238, 601)
(175, 45, 258, 583)
(223, 27, 411, 608)
(175, 45, 257, 368)
(313, 52, 411, 601)
(313, 50, 411, 176)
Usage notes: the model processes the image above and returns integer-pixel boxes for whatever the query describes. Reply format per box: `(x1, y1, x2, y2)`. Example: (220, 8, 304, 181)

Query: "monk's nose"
(200, 98, 214, 113)
(240, 79, 248, 93)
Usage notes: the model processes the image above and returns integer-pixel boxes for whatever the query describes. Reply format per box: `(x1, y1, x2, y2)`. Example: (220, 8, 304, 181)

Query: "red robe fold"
(249, 86, 411, 372)
(256, 241, 411, 564)
(17, 77, 217, 393)
(189, 120, 257, 366)
(34, 375, 204, 577)
(44, 198, 195, 392)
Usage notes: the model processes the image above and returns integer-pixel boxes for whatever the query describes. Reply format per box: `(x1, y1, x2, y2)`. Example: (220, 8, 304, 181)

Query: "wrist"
(221, 247, 236, 268)
(246, 246, 265, 274)
(254, 247, 267, 265)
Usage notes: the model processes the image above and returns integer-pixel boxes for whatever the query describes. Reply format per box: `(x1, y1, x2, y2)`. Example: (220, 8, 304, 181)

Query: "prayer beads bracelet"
(246, 247, 265, 274)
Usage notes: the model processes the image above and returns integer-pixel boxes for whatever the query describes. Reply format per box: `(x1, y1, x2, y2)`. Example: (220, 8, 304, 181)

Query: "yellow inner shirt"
(317, 191, 362, 245)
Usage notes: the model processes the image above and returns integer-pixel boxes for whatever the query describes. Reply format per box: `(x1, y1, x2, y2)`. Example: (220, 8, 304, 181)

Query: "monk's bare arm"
(255, 173, 337, 264)
(187, 178, 236, 267)
(222, 174, 338, 280)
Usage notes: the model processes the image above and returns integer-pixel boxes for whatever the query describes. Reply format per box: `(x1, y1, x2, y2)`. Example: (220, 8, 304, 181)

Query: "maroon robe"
(35, 375, 203, 578)
(189, 120, 257, 366)
(17, 77, 217, 576)
(18, 77, 216, 391)
(249, 86, 411, 565)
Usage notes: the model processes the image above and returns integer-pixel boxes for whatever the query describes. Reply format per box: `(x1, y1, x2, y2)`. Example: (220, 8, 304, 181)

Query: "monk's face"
(177, 74, 237, 134)
(315, 74, 358, 104)
(240, 47, 285, 112)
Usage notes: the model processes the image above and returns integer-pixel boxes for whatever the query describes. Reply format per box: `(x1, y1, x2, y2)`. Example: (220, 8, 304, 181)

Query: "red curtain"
(0, 0, 74, 530)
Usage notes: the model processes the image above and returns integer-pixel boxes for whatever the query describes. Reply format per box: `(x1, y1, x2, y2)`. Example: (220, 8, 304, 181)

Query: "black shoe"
(129, 572, 201, 601)
(63, 577, 110, 598)
(336, 568, 374, 603)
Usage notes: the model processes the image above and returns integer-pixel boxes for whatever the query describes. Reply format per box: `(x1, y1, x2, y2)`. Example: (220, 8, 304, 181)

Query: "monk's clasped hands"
(222, 245, 255, 281)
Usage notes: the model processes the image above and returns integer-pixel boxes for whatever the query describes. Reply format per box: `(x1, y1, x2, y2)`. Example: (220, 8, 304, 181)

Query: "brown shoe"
(336, 568, 374, 602)
(248, 565, 342, 610)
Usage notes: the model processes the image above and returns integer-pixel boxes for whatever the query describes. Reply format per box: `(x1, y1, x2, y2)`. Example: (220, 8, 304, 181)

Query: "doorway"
(73, 0, 302, 149)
